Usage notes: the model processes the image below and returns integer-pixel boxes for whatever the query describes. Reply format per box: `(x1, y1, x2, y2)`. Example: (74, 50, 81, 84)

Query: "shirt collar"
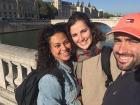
(58, 61, 72, 73)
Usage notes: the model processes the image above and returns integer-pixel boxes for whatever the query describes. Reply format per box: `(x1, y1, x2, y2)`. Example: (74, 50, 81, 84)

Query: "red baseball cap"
(108, 13, 140, 39)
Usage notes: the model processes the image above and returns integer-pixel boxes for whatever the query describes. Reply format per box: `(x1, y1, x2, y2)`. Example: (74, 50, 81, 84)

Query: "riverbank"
(0, 20, 50, 33)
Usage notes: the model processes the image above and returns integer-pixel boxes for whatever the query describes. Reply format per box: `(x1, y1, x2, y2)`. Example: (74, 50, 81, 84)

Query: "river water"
(0, 22, 112, 49)
(0, 29, 39, 49)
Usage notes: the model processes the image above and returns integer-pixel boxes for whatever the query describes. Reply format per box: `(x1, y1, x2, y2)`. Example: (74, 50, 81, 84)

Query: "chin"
(79, 45, 89, 50)
(118, 67, 127, 71)
(78, 42, 91, 50)
(118, 65, 131, 71)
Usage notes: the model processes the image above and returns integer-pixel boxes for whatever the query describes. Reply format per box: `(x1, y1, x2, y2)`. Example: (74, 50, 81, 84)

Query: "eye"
(81, 28, 88, 33)
(114, 38, 120, 43)
(54, 44, 61, 48)
(128, 39, 140, 43)
(71, 33, 78, 37)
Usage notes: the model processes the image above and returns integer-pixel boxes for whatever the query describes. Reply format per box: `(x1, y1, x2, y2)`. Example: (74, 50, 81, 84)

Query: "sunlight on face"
(113, 33, 140, 71)
(49, 32, 71, 62)
(70, 20, 92, 50)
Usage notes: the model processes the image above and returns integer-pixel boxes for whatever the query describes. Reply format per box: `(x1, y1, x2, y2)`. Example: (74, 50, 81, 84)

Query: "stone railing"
(0, 44, 37, 105)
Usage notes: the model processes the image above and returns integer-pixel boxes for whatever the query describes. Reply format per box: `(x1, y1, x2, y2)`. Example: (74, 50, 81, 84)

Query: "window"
(3, 4, 6, 9)
(9, 4, 12, 10)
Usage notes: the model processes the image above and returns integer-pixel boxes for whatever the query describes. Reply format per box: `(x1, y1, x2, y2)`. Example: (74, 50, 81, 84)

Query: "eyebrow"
(72, 27, 88, 34)
(81, 27, 88, 30)
(51, 42, 61, 45)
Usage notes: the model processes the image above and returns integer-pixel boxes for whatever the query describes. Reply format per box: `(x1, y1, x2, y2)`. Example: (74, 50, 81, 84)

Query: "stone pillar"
(13, 62, 23, 86)
(0, 59, 6, 88)
(5, 61, 14, 92)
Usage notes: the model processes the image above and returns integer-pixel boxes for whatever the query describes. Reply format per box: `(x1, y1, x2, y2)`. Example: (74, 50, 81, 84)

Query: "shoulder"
(38, 74, 61, 89)
(37, 74, 63, 104)
(39, 74, 58, 83)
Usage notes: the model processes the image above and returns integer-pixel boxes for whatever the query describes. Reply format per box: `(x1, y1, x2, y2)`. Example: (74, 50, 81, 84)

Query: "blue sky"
(62, 0, 140, 15)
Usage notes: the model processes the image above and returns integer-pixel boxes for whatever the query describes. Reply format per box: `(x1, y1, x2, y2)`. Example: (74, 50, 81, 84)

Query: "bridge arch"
(92, 22, 114, 46)
(91, 18, 120, 28)
(92, 22, 112, 34)
(51, 18, 120, 28)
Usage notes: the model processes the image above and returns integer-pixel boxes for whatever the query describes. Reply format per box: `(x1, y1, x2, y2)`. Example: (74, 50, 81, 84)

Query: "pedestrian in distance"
(102, 13, 140, 105)
(67, 12, 120, 105)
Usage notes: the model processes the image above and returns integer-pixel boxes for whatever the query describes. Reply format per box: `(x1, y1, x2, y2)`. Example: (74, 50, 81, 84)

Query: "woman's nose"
(77, 34, 84, 42)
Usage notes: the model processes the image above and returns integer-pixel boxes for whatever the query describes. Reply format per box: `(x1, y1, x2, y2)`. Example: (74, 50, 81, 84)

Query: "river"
(0, 29, 39, 49)
(0, 22, 112, 49)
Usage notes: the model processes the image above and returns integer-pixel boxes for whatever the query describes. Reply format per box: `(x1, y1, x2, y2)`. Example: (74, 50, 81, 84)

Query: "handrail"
(0, 44, 37, 91)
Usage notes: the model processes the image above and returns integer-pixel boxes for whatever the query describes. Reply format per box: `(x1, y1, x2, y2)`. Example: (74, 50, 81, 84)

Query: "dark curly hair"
(37, 22, 68, 73)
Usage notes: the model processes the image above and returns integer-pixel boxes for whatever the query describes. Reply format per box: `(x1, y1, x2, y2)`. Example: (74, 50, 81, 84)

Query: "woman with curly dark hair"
(67, 12, 120, 105)
(37, 23, 82, 105)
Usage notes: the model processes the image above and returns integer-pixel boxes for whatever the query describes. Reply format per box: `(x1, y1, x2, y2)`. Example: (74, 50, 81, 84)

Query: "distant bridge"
(90, 18, 121, 28)
(51, 17, 121, 28)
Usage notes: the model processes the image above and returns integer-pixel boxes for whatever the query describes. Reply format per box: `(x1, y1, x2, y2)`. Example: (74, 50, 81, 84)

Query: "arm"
(37, 74, 62, 105)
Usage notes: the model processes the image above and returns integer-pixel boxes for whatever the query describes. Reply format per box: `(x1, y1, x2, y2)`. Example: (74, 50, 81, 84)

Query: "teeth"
(119, 57, 128, 60)
(118, 55, 132, 63)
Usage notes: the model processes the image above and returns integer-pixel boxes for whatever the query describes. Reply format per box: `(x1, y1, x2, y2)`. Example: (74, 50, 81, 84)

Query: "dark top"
(102, 69, 140, 105)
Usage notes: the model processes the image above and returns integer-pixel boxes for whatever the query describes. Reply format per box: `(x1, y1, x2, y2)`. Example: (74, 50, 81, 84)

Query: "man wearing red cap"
(102, 13, 140, 105)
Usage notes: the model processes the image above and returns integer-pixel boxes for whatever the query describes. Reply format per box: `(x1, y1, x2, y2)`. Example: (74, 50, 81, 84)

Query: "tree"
(36, 0, 58, 19)
(103, 12, 115, 18)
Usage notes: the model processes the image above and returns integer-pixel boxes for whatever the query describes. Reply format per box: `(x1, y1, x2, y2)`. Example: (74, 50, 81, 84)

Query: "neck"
(121, 71, 126, 75)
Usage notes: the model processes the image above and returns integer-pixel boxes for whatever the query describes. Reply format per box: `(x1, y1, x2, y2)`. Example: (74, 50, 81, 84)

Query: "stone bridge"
(51, 17, 121, 28)
(0, 44, 37, 105)
(91, 18, 121, 28)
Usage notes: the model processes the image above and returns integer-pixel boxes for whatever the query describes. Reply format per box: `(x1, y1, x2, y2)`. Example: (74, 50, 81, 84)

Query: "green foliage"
(103, 12, 115, 18)
(36, 0, 44, 8)
(36, 0, 58, 19)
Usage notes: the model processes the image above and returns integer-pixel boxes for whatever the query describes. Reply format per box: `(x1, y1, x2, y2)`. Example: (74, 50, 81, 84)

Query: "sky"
(44, 0, 140, 15)
(68, 0, 140, 15)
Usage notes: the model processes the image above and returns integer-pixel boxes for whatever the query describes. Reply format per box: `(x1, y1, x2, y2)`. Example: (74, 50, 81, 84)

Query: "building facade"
(50, 0, 103, 19)
(0, 0, 17, 19)
(0, 0, 39, 19)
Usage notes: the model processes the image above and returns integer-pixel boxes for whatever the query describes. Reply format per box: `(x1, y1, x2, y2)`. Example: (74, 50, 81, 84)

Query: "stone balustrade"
(0, 44, 37, 105)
